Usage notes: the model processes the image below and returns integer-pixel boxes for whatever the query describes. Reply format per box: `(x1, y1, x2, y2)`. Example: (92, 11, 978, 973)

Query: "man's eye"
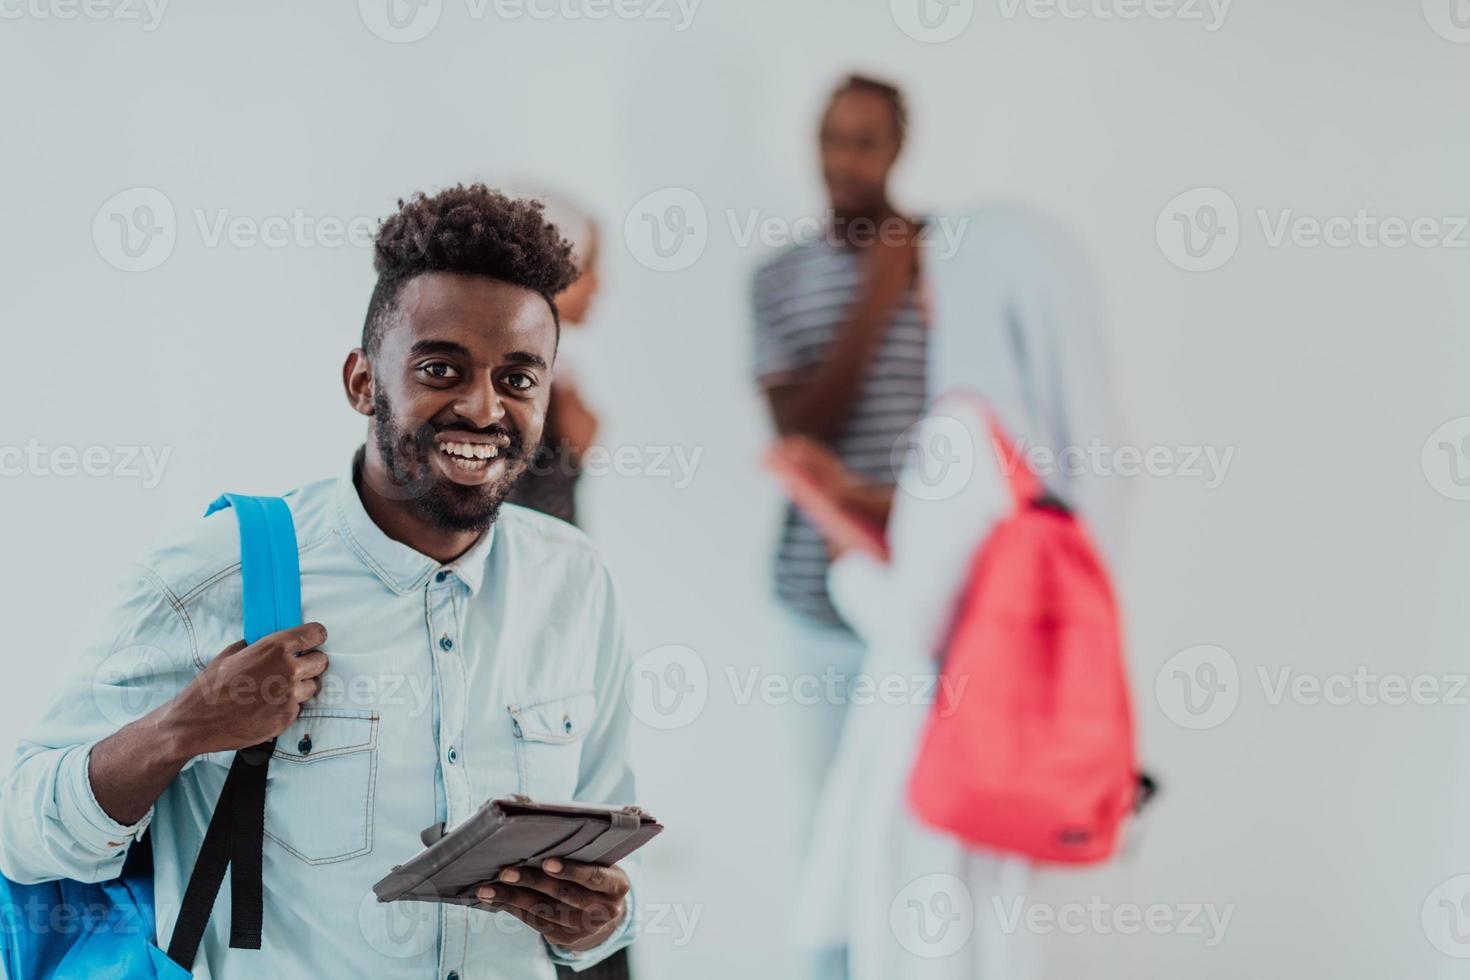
(421, 362, 459, 380)
(504, 372, 535, 391)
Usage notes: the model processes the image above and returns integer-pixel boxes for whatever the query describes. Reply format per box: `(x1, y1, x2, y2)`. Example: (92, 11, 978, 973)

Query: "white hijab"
(925, 205, 1130, 557)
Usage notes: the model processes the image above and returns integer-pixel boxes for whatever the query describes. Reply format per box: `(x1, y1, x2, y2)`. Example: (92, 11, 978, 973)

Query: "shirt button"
(297, 735, 313, 755)
(447, 746, 459, 765)
(440, 635, 454, 652)
(435, 571, 449, 583)
(448, 973, 460, 980)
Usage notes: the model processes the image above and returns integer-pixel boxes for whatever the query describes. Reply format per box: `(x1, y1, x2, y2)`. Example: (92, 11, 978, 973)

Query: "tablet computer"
(373, 796, 662, 906)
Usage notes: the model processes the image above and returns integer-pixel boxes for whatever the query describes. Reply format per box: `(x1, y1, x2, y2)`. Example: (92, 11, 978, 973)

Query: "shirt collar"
(334, 448, 497, 597)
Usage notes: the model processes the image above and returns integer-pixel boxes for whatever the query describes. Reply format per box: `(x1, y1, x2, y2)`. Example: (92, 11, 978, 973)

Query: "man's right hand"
(162, 622, 330, 755)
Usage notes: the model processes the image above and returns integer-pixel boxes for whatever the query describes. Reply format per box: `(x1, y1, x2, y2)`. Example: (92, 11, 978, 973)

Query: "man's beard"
(370, 388, 530, 533)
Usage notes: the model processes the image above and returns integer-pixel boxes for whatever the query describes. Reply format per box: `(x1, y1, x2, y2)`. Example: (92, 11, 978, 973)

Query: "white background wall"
(2, 1, 1467, 977)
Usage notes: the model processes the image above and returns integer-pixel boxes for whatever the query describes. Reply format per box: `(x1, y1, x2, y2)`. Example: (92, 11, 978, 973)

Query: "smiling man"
(0, 185, 642, 978)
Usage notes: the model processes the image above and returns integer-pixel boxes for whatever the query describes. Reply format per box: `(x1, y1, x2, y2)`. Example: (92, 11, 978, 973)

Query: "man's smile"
(433, 432, 516, 483)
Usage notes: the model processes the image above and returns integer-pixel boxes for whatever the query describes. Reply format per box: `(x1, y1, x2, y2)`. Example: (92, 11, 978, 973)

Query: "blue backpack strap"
(203, 493, 302, 641)
(166, 494, 300, 970)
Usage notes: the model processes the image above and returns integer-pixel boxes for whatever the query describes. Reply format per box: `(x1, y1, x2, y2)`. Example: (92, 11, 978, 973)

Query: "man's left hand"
(474, 859, 630, 952)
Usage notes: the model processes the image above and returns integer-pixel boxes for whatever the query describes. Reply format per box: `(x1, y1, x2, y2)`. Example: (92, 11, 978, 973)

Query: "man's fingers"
(494, 867, 603, 911)
(293, 678, 320, 704)
(292, 650, 329, 680)
(539, 859, 629, 897)
(476, 884, 578, 926)
(483, 901, 581, 946)
(476, 883, 621, 947)
(270, 622, 328, 655)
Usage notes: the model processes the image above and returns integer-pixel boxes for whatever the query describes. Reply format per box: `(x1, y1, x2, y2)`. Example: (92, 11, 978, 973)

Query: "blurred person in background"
(768, 207, 1128, 979)
(749, 75, 927, 976)
(503, 192, 629, 980)
(510, 192, 603, 528)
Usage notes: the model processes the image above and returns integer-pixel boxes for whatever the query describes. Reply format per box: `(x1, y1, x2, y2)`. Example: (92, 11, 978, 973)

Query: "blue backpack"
(0, 495, 300, 979)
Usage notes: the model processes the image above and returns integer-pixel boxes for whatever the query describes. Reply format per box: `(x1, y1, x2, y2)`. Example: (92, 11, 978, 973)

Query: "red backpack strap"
(982, 407, 1043, 509)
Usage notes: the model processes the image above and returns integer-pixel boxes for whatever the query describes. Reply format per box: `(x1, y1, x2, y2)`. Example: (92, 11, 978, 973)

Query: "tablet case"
(373, 797, 662, 907)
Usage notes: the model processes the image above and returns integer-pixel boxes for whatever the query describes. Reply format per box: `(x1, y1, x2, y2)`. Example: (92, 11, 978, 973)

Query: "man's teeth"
(438, 441, 500, 460)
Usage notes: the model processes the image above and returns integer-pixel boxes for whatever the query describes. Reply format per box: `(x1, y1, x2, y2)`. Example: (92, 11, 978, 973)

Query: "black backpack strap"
(165, 741, 274, 969)
(165, 495, 300, 968)
(227, 742, 273, 950)
(1134, 771, 1159, 813)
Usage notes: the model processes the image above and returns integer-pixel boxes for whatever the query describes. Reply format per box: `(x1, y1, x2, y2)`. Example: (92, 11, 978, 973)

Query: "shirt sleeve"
(751, 261, 799, 386)
(546, 562, 641, 969)
(0, 565, 198, 884)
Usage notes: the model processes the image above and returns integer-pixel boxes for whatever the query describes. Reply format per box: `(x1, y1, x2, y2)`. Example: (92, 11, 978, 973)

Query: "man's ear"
(343, 348, 375, 417)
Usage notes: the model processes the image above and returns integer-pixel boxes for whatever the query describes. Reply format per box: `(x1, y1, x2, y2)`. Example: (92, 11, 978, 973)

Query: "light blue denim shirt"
(0, 452, 640, 979)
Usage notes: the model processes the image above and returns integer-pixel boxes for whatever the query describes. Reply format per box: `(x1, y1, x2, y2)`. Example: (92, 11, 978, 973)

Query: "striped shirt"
(751, 237, 928, 627)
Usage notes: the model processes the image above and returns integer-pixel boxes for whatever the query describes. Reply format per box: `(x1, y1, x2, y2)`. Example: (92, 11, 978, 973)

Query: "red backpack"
(906, 405, 1151, 864)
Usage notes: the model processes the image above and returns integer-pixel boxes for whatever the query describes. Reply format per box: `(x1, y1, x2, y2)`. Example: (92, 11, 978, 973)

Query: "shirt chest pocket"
(509, 691, 595, 801)
(265, 708, 379, 865)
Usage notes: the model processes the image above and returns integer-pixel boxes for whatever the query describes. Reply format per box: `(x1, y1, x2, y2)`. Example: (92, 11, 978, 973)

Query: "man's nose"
(452, 376, 506, 428)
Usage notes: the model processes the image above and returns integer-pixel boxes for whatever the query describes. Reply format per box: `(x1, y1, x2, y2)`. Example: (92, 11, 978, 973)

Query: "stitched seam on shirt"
(133, 563, 202, 673)
(334, 497, 424, 595)
(262, 723, 377, 865)
(173, 525, 333, 610)
(509, 689, 595, 714)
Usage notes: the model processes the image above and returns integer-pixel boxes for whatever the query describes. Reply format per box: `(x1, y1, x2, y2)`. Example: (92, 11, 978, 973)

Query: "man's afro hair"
(362, 183, 580, 353)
